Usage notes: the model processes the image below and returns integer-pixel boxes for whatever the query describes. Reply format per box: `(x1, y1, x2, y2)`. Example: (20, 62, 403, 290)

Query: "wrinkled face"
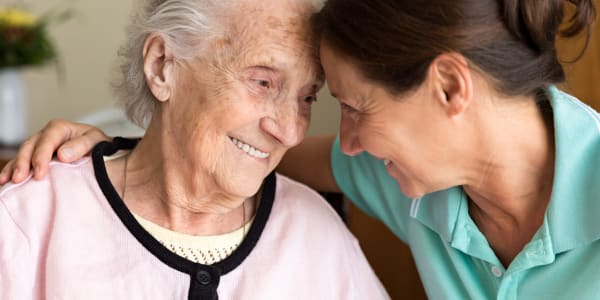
(320, 42, 454, 198)
(167, 1, 323, 201)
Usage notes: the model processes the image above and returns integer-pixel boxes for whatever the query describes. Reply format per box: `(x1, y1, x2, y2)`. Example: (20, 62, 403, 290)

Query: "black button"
(196, 270, 212, 285)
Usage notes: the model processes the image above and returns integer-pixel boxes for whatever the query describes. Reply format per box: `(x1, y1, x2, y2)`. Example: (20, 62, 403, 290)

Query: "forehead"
(217, 1, 320, 75)
(233, 0, 315, 42)
(320, 43, 357, 91)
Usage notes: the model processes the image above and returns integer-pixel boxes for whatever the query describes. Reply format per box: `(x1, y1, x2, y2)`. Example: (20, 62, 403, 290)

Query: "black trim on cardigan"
(91, 137, 276, 300)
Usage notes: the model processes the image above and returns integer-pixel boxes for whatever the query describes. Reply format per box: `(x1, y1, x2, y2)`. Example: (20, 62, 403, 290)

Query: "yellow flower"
(0, 8, 37, 27)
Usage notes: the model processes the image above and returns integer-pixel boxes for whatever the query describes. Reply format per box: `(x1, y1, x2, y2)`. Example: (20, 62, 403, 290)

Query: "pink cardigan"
(0, 148, 388, 299)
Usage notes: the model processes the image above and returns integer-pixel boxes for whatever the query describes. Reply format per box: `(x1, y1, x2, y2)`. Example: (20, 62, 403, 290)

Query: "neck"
(461, 93, 555, 266)
(106, 115, 257, 236)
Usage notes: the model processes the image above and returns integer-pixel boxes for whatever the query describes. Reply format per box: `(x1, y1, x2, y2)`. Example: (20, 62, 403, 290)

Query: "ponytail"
(561, 0, 596, 37)
(503, 0, 596, 57)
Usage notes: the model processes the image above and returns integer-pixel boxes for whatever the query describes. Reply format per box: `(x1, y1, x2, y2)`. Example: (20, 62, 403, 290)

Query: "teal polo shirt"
(331, 86, 600, 299)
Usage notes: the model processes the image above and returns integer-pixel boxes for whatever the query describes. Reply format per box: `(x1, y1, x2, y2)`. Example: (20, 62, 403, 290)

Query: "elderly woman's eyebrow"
(245, 65, 279, 73)
(242, 65, 285, 80)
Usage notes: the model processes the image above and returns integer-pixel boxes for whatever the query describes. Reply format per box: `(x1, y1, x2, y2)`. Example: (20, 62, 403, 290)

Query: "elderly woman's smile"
(229, 136, 270, 159)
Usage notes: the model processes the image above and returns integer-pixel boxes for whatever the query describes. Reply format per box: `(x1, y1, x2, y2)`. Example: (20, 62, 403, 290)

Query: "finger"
(30, 120, 81, 179)
(30, 119, 103, 177)
(57, 129, 110, 162)
(0, 160, 15, 185)
(11, 134, 41, 183)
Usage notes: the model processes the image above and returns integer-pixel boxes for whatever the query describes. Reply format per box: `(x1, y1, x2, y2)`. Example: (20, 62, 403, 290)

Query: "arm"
(276, 134, 340, 193)
(0, 119, 110, 184)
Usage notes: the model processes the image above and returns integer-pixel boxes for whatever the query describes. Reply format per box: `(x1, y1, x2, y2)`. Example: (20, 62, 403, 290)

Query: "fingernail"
(61, 148, 73, 159)
(35, 166, 41, 177)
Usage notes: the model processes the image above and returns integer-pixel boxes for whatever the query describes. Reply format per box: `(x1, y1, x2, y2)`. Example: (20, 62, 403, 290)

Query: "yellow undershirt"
(133, 213, 254, 265)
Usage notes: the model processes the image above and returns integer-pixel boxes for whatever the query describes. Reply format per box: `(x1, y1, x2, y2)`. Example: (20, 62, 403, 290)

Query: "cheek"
(297, 111, 310, 134)
(339, 111, 358, 137)
(356, 117, 392, 146)
(358, 117, 420, 164)
(187, 126, 224, 172)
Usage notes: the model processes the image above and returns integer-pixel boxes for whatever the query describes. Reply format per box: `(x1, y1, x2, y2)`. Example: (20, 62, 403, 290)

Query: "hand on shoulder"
(0, 119, 110, 185)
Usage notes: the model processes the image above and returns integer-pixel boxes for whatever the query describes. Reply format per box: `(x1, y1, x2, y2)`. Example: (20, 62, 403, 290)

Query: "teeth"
(229, 137, 270, 159)
(383, 159, 391, 166)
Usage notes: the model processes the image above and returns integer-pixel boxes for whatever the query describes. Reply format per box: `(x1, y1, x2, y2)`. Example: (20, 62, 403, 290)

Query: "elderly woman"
(0, 0, 389, 299)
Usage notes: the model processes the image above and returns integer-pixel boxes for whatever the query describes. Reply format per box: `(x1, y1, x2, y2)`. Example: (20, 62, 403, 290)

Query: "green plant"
(0, 6, 71, 69)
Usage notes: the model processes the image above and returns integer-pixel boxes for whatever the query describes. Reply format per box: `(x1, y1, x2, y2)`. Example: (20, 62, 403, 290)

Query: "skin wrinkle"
(180, 61, 233, 184)
(202, 2, 321, 143)
(145, 54, 243, 215)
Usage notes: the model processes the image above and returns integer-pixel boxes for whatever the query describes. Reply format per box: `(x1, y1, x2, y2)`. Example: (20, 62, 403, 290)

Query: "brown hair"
(313, 0, 596, 97)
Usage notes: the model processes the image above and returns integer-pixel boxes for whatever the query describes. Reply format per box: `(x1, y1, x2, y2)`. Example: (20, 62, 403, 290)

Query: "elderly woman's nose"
(260, 109, 304, 147)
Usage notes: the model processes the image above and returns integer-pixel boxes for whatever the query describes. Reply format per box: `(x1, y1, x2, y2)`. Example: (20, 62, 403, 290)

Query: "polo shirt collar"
(544, 86, 600, 253)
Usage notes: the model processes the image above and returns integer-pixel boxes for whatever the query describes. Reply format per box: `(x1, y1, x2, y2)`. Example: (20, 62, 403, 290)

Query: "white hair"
(112, 0, 325, 128)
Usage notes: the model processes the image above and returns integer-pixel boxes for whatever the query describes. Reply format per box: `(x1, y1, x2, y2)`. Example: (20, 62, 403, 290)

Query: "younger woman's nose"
(339, 115, 363, 156)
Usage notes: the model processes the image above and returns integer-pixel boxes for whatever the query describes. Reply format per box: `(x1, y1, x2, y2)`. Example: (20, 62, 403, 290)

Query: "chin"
(226, 176, 264, 198)
(402, 190, 426, 199)
(396, 181, 427, 199)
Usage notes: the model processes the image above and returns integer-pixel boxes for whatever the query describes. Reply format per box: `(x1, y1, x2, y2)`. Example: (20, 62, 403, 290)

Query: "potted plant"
(0, 6, 70, 146)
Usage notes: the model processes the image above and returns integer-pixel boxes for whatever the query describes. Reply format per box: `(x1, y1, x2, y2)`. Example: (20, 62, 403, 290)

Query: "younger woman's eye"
(340, 102, 361, 121)
(340, 102, 356, 112)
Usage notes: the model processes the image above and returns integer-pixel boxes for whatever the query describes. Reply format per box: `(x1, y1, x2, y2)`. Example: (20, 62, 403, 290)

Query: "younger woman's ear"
(142, 34, 175, 102)
(429, 53, 473, 117)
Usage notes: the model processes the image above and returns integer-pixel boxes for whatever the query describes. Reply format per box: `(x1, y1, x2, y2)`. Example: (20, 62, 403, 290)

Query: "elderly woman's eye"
(304, 95, 318, 104)
(254, 79, 270, 88)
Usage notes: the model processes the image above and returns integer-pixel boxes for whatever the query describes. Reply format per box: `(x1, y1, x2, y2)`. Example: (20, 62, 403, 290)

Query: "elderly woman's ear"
(143, 34, 175, 102)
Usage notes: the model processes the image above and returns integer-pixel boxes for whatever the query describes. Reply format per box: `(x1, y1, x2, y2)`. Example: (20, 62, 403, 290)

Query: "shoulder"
(274, 173, 341, 215)
(274, 173, 324, 200)
(550, 87, 600, 127)
(548, 87, 600, 167)
(0, 157, 94, 206)
(273, 173, 349, 230)
(0, 157, 101, 245)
